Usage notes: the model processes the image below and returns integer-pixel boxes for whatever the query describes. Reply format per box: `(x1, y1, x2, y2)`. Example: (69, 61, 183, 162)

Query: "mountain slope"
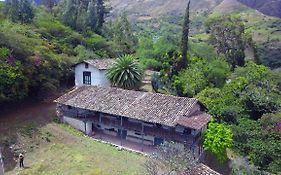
(108, 0, 281, 19)
(108, 0, 223, 20)
(238, 0, 281, 18)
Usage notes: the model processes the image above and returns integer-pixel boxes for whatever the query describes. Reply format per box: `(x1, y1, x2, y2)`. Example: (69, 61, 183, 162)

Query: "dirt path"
(0, 100, 56, 133)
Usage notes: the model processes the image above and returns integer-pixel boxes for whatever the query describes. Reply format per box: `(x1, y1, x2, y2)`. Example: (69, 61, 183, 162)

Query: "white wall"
(63, 116, 92, 135)
(75, 63, 111, 87)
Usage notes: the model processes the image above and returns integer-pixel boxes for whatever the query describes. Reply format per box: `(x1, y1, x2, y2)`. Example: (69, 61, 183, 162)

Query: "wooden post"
(141, 122, 144, 152)
(99, 113, 102, 139)
(120, 116, 123, 146)
(0, 148, 4, 175)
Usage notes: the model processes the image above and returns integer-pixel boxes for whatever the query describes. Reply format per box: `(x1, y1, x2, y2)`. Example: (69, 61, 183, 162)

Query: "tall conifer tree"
(180, 0, 190, 70)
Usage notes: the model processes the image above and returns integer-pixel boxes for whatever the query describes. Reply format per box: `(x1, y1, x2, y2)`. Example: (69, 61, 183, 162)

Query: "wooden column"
(99, 113, 102, 139)
(120, 116, 123, 146)
(141, 122, 144, 152)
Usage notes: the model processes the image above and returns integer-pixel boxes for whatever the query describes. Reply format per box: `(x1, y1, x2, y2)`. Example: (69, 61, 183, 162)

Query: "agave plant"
(106, 55, 144, 90)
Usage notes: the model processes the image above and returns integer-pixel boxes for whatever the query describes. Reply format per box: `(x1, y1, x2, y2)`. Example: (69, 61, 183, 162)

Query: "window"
(85, 63, 89, 69)
(83, 71, 91, 85)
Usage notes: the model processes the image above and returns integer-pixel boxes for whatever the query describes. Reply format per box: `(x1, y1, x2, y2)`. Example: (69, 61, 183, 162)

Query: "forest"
(0, 0, 281, 174)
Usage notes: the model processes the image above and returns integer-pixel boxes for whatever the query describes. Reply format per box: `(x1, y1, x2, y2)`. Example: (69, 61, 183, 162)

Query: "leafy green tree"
(231, 114, 281, 173)
(206, 14, 245, 70)
(179, 0, 190, 70)
(0, 59, 28, 103)
(197, 61, 281, 121)
(106, 55, 143, 90)
(207, 58, 230, 88)
(173, 58, 208, 97)
(203, 121, 233, 163)
(235, 61, 281, 118)
(112, 14, 138, 54)
(136, 36, 155, 60)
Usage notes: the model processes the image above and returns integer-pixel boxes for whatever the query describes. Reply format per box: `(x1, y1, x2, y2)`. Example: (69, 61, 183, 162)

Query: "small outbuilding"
(73, 59, 115, 87)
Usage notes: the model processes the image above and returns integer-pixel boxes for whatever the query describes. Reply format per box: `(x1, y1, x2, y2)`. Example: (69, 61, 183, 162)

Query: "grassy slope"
(0, 101, 145, 175)
(3, 122, 145, 175)
(7, 124, 145, 175)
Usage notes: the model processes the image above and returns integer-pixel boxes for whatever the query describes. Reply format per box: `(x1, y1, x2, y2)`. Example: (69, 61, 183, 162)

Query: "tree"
(203, 121, 233, 163)
(207, 58, 230, 88)
(231, 114, 281, 173)
(173, 58, 208, 97)
(0, 48, 28, 103)
(144, 142, 198, 175)
(87, 0, 98, 31)
(206, 14, 245, 70)
(42, 0, 56, 11)
(61, 0, 78, 29)
(5, 0, 34, 23)
(112, 14, 138, 54)
(106, 55, 143, 90)
(4, 0, 20, 22)
(96, 0, 107, 30)
(19, 0, 35, 23)
(179, 0, 190, 70)
(59, 0, 107, 32)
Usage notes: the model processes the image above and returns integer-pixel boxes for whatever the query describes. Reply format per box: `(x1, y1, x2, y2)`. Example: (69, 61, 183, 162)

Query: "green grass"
(7, 123, 146, 175)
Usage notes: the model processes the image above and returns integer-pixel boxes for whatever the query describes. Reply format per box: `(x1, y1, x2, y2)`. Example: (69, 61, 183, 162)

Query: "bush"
(139, 58, 161, 70)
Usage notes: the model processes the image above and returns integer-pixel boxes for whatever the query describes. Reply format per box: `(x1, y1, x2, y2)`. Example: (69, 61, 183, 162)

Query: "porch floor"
(91, 129, 156, 155)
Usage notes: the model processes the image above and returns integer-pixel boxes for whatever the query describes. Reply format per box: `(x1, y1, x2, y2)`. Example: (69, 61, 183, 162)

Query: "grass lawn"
(0, 101, 146, 175)
(2, 116, 145, 175)
(4, 122, 146, 175)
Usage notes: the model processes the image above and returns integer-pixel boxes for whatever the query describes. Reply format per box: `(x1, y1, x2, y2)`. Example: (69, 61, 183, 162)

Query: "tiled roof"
(75, 59, 115, 70)
(55, 86, 211, 129)
(177, 112, 211, 130)
(191, 163, 221, 175)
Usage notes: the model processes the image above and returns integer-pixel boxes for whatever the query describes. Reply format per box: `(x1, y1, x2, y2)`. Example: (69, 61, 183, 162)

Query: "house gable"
(74, 62, 111, 87)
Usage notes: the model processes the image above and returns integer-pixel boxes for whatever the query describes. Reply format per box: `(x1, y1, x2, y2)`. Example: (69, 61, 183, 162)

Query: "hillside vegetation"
(1, 0, 281, 174)
(0, 2, 113, 103)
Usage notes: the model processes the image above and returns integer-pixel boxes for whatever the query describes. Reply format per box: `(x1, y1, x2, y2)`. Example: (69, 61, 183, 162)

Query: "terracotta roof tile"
(177, 112, 212, 130)
(75, 59, 115, 70)
(191, 163, 221, 175)
(55, 86, 210, 129)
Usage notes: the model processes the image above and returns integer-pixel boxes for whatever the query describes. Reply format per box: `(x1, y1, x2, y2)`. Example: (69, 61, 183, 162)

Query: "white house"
(73, 59, 115, 87)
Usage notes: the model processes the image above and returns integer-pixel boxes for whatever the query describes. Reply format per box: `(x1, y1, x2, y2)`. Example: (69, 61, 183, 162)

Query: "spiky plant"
(106, 55, 144, 90)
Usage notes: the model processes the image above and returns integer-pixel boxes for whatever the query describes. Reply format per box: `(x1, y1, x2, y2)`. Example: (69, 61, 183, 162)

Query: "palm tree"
(106, 55, 144, 90)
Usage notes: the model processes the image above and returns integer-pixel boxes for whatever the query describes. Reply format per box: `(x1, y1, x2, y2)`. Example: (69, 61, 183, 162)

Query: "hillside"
(108, 0, 281, 20)
(108, 0, 223, 21)
(238, 0, 281, 18)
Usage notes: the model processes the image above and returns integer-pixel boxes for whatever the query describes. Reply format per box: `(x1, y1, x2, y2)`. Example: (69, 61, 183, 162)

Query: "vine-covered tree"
(205, 14, 245, 70)
(106, 55, 143, 90)
(144, 142, 198, 175)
